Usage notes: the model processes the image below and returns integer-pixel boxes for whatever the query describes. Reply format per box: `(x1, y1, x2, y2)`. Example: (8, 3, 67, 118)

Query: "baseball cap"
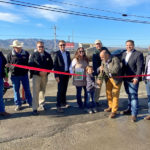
(94, 40, 102, 44)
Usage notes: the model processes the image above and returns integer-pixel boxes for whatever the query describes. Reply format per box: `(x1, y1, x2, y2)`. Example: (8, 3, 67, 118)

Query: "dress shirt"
(60, 50, 68, 71)
(125, 49, 134, 65)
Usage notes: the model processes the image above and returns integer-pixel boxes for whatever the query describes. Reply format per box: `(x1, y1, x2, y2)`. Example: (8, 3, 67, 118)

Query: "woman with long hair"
(69, 47, 89, 109)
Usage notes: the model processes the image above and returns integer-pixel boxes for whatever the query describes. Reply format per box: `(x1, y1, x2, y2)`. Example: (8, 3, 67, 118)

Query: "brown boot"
(104, 107, 111, 112)
(131, 115, 137, 122)
(109, 112, 116, 119)
(144, 115, 150, 120)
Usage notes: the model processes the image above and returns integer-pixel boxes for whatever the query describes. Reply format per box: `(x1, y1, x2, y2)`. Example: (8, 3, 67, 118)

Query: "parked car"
(111, 49, 126, 60)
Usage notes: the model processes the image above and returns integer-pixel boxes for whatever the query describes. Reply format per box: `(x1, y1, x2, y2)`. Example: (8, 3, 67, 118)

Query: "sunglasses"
(38, 46, 44, 48)
(79, 51, 84, 53)
(59, 44, 66, 47)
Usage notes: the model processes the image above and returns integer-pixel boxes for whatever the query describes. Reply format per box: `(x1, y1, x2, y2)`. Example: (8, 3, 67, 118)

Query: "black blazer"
(122, 49, 144, 82)
(0, 51, 7, 78)
(53, 50, 71, 78)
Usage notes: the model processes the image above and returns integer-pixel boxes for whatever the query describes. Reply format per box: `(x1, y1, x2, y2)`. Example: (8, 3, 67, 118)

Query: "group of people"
(0, 39, 150, 123)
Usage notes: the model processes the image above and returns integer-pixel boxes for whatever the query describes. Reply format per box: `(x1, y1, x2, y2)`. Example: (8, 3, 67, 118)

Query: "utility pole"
(72, 30, 74, 43)
(54, 25, 57, 51)
(50, 25, 57, 51)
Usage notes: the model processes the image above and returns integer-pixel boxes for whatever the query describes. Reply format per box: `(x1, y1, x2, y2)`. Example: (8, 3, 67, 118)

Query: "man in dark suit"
(122, 40, 144, 122)
(54, 40, 71, 112)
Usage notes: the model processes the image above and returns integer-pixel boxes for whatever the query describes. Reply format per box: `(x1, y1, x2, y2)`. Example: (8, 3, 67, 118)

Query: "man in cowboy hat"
(6, 40, 32, 111)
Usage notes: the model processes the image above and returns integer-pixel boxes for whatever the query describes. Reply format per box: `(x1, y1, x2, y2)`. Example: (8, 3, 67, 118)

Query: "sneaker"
(104, 107, 111, 112)
(15, 105, 22, 111)
(144, 115, 150, 120)
(86, 109, 93, 114)
(92, 108, 97, 113)
(0, 111, 11, 116)
(62, 104, 70, 108)
(32, 110, 39, 115)
(57, 107, 64, 113)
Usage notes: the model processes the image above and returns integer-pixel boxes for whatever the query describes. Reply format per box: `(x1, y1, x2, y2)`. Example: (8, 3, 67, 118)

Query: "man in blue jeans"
(122, 40, 144, 122)
(6, 40, 32, 111)
(0, 51, 10, 116)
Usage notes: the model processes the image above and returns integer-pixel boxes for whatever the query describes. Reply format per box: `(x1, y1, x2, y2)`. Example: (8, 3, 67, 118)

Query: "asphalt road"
(0, 78, 150, 150)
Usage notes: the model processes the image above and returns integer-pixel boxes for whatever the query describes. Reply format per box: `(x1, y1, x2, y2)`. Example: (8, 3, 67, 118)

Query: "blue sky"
(0, 0, 150, 47)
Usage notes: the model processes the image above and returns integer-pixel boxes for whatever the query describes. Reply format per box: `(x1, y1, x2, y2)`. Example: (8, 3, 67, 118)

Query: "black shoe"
(122, 109, 131, 115)
(32, 110, 39, 115)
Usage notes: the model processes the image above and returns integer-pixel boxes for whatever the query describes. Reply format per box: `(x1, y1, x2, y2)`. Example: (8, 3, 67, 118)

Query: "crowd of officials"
(0, 39, 150, 122)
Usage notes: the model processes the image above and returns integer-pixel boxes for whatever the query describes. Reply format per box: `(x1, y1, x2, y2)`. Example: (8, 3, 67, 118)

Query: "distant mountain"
(0, 39, 78, 51)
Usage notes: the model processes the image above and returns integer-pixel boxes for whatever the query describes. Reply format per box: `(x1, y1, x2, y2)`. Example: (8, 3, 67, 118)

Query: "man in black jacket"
(0, 51, 10, 116)
(92, 40, 110, 106)
(54, 40, 71, 112)
(122, 40, 144, 122)
(29, 41, 53, 115)
(7, 40, 32, 111)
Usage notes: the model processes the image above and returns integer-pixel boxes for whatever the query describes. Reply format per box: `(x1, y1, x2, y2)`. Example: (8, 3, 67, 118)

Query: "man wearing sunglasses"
(54, 40, 71, 112)
(29, 41, 53, 115)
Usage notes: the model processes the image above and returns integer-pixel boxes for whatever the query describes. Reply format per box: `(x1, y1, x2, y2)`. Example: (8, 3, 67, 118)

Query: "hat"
(94, 40, 102, 44)
(10, 40, 24, 48)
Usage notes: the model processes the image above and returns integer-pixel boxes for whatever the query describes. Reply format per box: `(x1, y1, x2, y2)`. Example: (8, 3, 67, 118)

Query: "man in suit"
(54, 40, 71, 112)
(122, 40, 144, 122)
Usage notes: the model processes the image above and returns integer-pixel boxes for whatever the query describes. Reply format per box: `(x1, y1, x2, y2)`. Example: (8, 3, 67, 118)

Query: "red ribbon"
(11, 64, 150, 78)
(11, 64, 86, 77)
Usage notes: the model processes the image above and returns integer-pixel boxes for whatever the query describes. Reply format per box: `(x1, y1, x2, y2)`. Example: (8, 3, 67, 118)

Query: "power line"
(47, 0, 150, 19)
(1, 0, 150, 24)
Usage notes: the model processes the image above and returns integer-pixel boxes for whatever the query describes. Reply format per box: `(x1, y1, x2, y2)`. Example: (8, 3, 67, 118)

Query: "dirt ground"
(0, 76, 150, 150)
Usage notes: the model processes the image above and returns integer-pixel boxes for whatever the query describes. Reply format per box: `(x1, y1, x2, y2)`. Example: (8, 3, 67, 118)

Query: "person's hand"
(100, 66, 104, 72)
(96, 79, 102, 86)
(39, 71, 47, 76)
(132, 78, 138, 85)
(4, 77, 8, 82)
(55, 77, 60, 83)
(5, 63, 11, 68)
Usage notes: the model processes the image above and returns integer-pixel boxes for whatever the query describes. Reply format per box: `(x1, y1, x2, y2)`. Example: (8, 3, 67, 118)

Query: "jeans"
(124, 81, 139, 117)
(0, 77, 5, 112)
(86, 90, 96, 109)
(145, 80, 150, 114)
(76, 86, 87, 108)
(11, 74, 32, 106)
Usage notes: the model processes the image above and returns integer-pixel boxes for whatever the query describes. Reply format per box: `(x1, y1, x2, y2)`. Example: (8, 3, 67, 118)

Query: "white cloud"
(0, 12, 21, 22)
(29, 4, 68, 22)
